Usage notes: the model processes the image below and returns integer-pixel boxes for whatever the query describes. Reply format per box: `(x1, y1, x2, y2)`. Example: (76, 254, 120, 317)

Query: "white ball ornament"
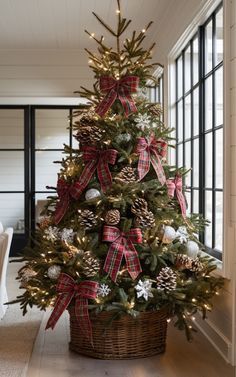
(47, 265, 61, 280)
(85, 188, 101, 201)
(186, 240, 199, 258)
(162, 225, 176, 244)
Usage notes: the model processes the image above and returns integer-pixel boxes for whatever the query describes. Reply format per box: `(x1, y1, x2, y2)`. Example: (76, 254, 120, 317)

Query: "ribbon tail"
(176, 190, 187, 218)
(70, 160, 97, 199)
(138, 149, 150, 181)
(75, 297, 93, 346)
(124, 239, 142, 280)
(97, 159, 112, 192)
(95, 89, 117, 117)
(103, 243, 123, 282)
(118, 92, 137, 117)
(54, 195, 70, 225)
(45, 293, 72, 330)
(150, 151, 166, 186)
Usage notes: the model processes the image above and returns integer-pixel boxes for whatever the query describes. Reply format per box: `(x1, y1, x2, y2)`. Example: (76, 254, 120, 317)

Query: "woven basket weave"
(68, 306, 168, 359)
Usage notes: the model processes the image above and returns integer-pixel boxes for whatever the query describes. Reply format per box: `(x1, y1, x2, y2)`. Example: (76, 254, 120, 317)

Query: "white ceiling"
(0, 0, 176, 49)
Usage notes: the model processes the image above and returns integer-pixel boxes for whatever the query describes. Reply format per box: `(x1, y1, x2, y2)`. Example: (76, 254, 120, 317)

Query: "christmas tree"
(13, 0, 223, 349)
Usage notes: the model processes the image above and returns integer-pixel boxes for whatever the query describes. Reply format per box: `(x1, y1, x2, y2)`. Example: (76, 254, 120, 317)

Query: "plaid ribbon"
(136, 134, 167, 185)
(103, 225, 142, 282)
(166, 175, 186, 217)
(95, 75, 139, 117)
(46, 273, 98, 344)
(54, 147, 117, 224)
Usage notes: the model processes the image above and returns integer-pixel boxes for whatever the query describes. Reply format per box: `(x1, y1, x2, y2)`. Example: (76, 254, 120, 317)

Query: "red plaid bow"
(54, 147, 117, 224)
(166, 175, 186, 217)
(103, 225, 142, 282)
(46, 273, 98, 344)
(95, 75, 139, 117)
(136, 134, 167, 185)
(54, 178, 80, 224)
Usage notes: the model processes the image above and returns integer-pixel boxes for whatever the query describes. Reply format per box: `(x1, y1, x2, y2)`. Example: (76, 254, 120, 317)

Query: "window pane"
(184, 95, 191, 140)
(215, 191, 223, 251)
(215, 67, 223, 127)
(0, 109, 24, 149)
(216, 7, 223, 65)
(35, 109, 70, 149)
(0, 193, 24, 233)
(177, 56, 183, 99)
(193, 138, 199, 187)
(205, 20, 213, 74)
(205, 75, 213, 130)
(193, 88, 199, 136)
(185, 190, 191, 215)
(184, 141, 191, 187)
(205, 190, 212, 247)
(192, 189, 199, 213)
(0, 151, 24, 191)
(184, 46, 191, 93)
(205, 133, 212, 188)
(177, 100, 183, 142)
(35, 151, 63, 191)
(215, 128, 223, 188)
(177, 143, 183, 168)
(193, 36, 199, 85)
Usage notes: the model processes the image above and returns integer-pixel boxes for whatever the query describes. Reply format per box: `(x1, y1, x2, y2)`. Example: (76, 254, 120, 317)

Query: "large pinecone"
(135, 211, 155, 228)
(75, 124, 103, 144)
(78, 209, 97, 229)
(82, 251, 100, 277)
(115, 167, 137, 184)
(175, 254, 193, 270)
(105, 209, 120, 225)
(131, 198, 148, 216)
(156, 267, 177, 292)
(190, 258, 204, 272)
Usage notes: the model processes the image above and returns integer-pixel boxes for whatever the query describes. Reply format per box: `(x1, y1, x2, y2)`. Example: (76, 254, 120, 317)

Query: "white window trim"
(167, 0, 233, 278)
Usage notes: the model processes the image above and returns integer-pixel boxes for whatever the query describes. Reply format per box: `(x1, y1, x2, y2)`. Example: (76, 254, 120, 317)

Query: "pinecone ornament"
(75, 124, 103, 145)
(175, 254, 193, 270)
(135, 211, 155, 228)
(78, 209, 97, 229)
(105, 209, 120, 225)
(115, 166, 137, 184)
(82, 251, 100, 277)
(131, 198, 148, 216)
(156, 267, 177, 292)
(190, 258, 204, 272)
(19, 266, 37, 287)
(38, 216, 52, 230)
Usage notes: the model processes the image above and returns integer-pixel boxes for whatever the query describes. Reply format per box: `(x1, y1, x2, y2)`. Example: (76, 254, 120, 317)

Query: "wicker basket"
(68, 305, 168, 359)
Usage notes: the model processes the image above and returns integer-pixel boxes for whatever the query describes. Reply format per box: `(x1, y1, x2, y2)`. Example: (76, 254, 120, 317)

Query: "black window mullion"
(190, 39, 194, 212)
(175, 60, 179, 167)
(182, 51, 185, 169)
(212, 13, 216, 248)
(24, 106, 30, 237)
(31, 106, 36, 232)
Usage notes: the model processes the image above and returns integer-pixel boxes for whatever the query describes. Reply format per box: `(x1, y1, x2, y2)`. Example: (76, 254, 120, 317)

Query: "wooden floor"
(26, 308, 235, 377)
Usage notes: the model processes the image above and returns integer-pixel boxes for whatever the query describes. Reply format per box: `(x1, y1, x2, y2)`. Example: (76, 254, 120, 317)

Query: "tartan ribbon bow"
(166, 175, 186, 217)
(54, 147, 117, 224)
(103, 225, 142, 282)
(95, 75, 139, 117)
(46, 273, 98, 344)
(136, 134, 167, 185)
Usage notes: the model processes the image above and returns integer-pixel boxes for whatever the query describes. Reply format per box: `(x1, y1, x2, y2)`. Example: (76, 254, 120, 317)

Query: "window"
(175, 4, 223, 260)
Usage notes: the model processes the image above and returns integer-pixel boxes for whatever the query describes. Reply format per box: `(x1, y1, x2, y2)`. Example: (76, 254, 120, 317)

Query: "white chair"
(0, 222, 3, 234)
(0, 227, 13, 319)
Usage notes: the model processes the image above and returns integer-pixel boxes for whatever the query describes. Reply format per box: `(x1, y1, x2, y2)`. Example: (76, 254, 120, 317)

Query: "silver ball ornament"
(186, 240, 199, 258)
(162, 225, 176, 244)
(47, 265, 61, 280)
(85, 188, 101, 201)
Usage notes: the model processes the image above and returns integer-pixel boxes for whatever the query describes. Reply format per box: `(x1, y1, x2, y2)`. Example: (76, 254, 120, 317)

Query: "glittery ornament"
(162, 226, 176, 244)
(135, 279, 153, 301)
(134, 113, 151, 130)
(176, 226, 189, 244)
(186, 240, 199, 258)
(44, 226, 59, 242)
(85, 188, 101, 201)
(60, 228, 75, 243)
(47, 265, 61, 280)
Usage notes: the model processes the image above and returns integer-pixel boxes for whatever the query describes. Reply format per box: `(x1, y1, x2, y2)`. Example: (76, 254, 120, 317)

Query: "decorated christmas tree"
(13, 0, 223, 358)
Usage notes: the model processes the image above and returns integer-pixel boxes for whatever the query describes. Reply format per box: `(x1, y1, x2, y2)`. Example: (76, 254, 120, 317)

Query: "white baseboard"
(195, 314, 233, 364)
